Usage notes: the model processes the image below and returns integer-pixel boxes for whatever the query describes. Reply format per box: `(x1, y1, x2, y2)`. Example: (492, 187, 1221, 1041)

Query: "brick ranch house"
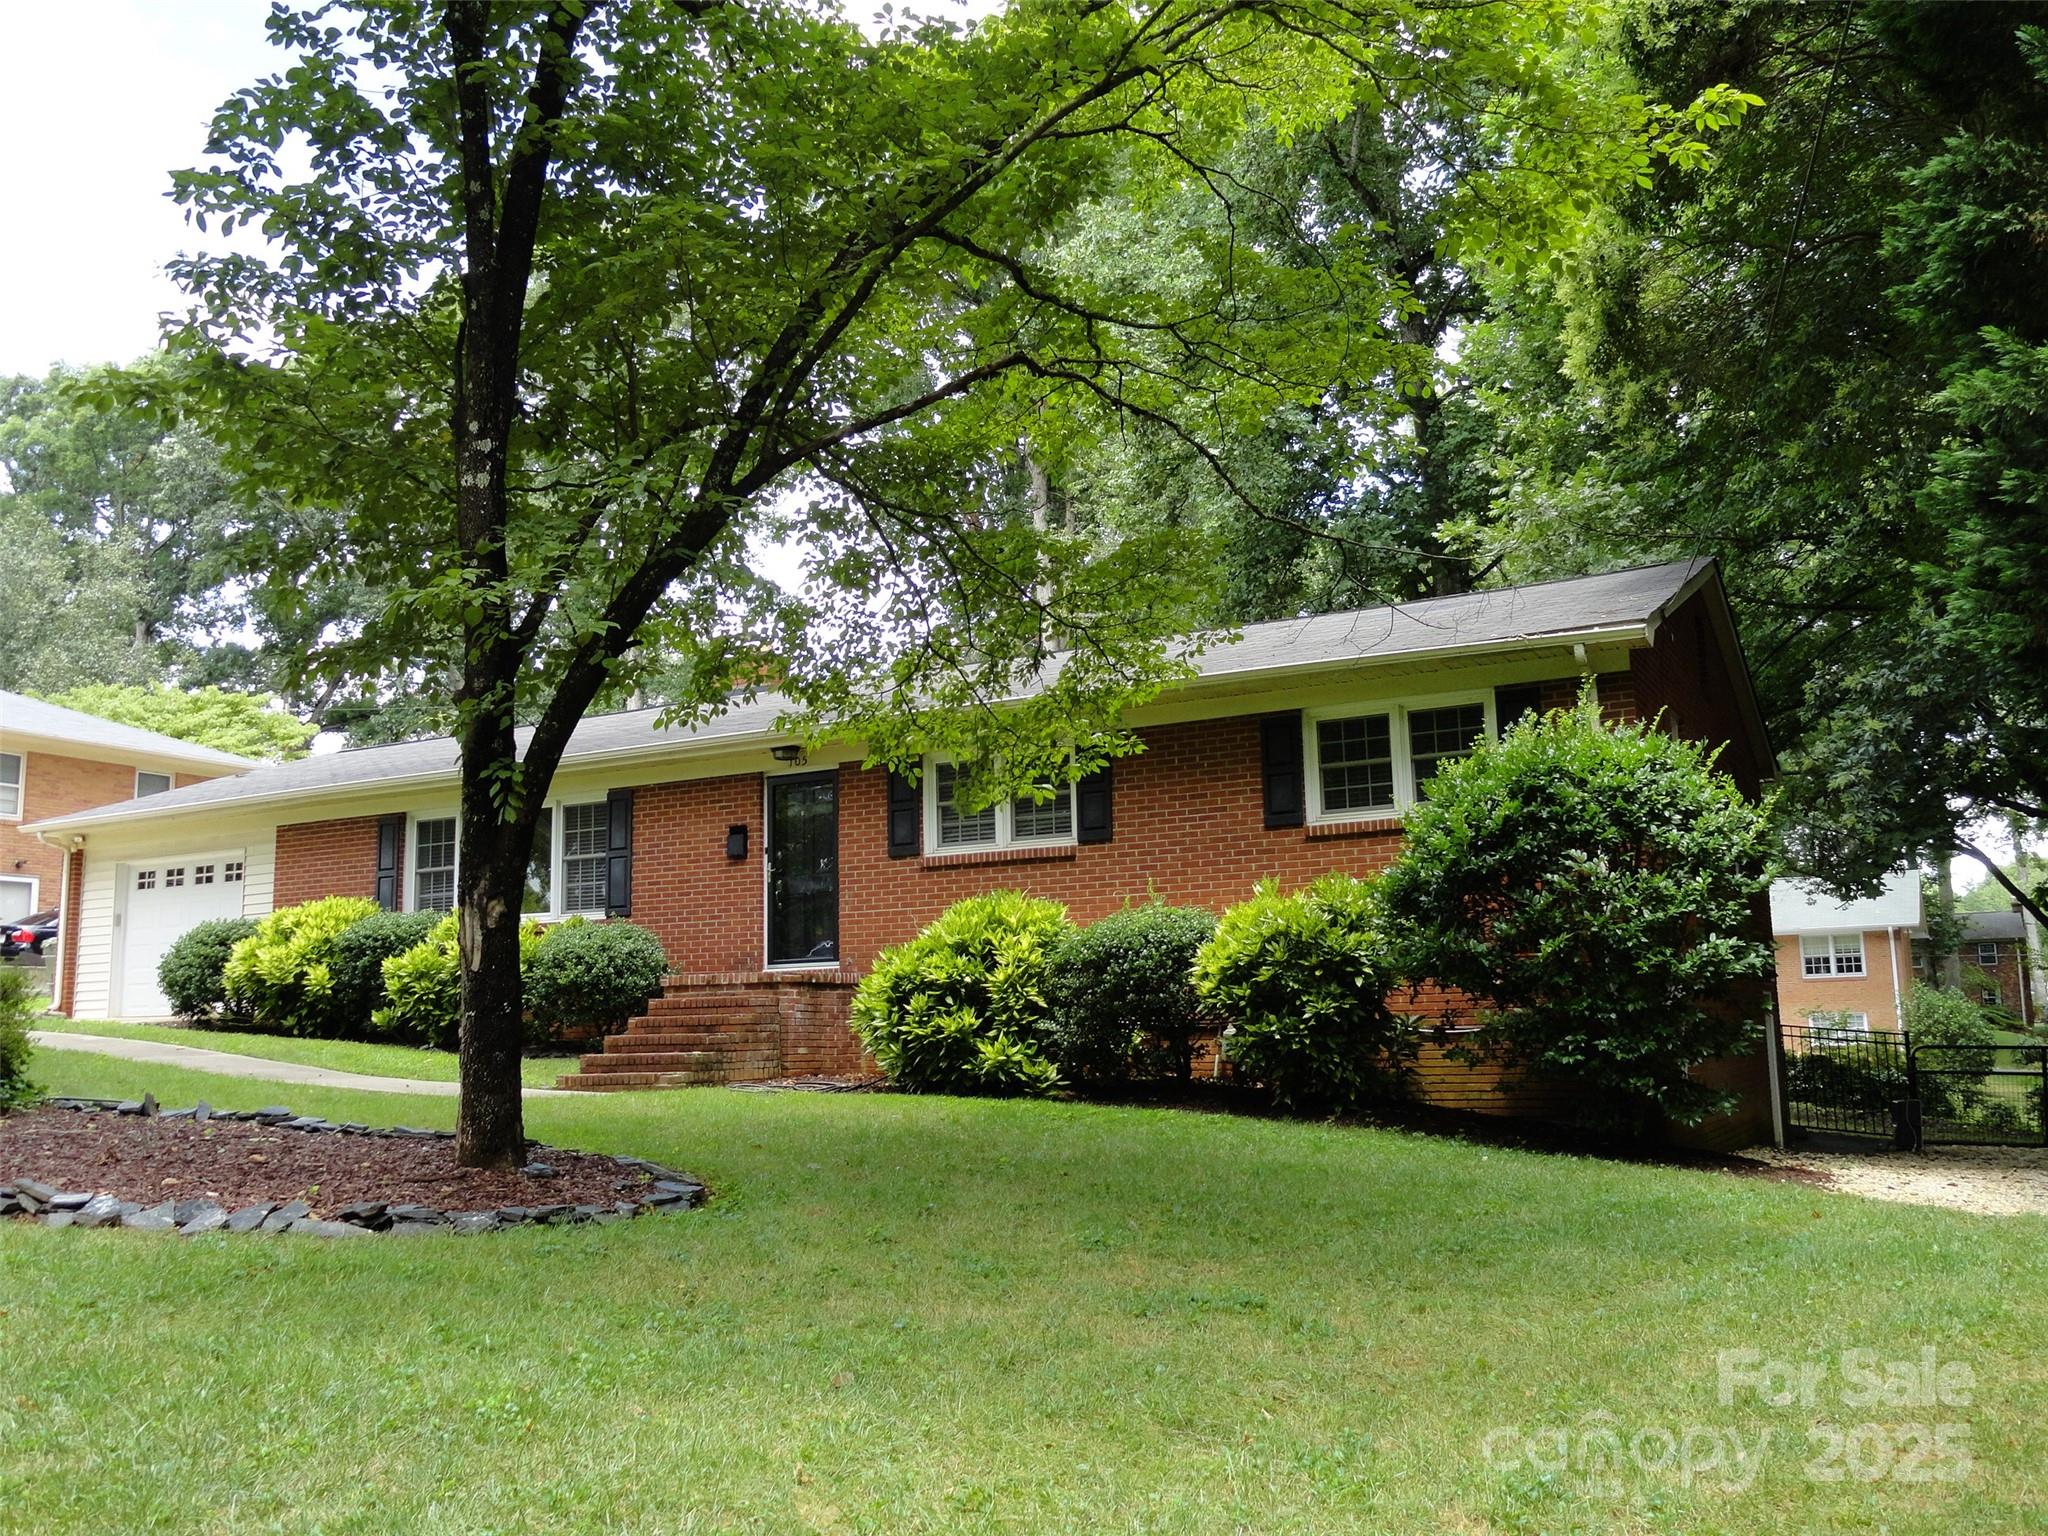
(1, 689, 256, 998)
(26, 560, 1782, 1147)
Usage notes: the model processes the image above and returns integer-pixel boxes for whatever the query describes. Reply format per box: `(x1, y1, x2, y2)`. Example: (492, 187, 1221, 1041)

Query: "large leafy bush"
(526, 918, 668, 1035)
(851, 891, 1072, 1096)
(1379, 696, 1774, 1134)
(1191, 874, 1408, 1110)
(222, 897, 382, 1036)
(327, 910, 442, 1030)
(374, 915, 544, 1049)
(158, 917, 258, 1021)
(1045, 902, 1215, 1084)
(0, 966, 41, 1112)
(1903, 983, 1997, 1047)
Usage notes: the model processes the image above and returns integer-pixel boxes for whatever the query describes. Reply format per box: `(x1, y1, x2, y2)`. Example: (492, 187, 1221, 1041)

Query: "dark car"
(0, 909, 58, 958)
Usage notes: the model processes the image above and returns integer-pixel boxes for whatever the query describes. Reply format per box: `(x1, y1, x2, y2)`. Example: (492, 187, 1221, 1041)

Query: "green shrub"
(526, 918, 668, 1038)
(373, 915, 544, 1049)
(157, 917, 259, 1021)
(0, 966, 41, 1112)
(222, 897, 382, 1036)
(327, 910, 442, 1030)
(1379, 695, 1774, 1134)
(1903, 983, 1997, 1047)
(851, 890, 1072, 1096)
(1191, 874, 1408, 1111)
(1045, 902, 1215, 1085)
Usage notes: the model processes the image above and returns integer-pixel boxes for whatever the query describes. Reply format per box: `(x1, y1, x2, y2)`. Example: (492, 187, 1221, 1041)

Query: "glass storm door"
(766, 772, 839, 965)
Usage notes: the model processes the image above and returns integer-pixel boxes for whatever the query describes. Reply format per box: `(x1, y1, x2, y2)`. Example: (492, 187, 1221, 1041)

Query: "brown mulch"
(0, 1108, 655, 1215)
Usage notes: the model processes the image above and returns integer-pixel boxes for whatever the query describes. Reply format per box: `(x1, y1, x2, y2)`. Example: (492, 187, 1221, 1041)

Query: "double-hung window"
(1800, 932, 1865, 978)
(1975, 942, 2001, 969)
(414, 801, 611, 918)
(0, 752, 21, 819)
(1305, 697, 1491, 821)
(927, 759, 1074, 852)
(412, 817, 458, 912)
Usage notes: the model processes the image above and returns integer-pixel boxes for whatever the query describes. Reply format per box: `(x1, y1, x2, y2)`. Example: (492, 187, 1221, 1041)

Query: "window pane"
(1832, 934, 1864, 975)
(936, 762, 996, 848)
(1317, 715, 1394, 814)
(561, 802, 610, 912)
(136, 771, 172, 798)
(0, 752, 19, 817)
(415, 817, 456, 912)
(1408, 703, 1487, 788)
(524, 813, 553, 913)
(1011, 782, 1072, 842)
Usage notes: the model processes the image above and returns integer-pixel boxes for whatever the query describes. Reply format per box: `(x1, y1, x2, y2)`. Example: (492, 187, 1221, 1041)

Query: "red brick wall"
(631, 777, 763, 972)
(2, 752, 221, 908)
(274, 815, 388, 908)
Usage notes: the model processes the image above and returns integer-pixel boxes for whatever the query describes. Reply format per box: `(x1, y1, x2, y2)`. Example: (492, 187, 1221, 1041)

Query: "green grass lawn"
(40, 1018, 576, 1089)
(4, 1048, 2045, 1534)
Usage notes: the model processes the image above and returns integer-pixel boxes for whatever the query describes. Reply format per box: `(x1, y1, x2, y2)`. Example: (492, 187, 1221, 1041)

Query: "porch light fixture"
(726, 824, 748, 861)
(769, 744, 807, 765)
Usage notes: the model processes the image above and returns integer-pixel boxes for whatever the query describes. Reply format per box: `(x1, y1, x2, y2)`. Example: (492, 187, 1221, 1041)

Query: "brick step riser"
(555, 1073, 731, 1090)
(608, 1032, 776, 1052)
(578, 1048, 777, 1070)
(643, 998, 783, 1016)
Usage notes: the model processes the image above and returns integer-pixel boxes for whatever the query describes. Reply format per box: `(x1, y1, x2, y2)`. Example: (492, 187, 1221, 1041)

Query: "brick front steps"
(555, 971, 865, 1091)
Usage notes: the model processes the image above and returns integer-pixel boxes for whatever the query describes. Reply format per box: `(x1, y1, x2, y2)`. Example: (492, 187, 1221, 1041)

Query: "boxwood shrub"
(158, 916, 259, 1021)
(851, 890, 1072, 1096)
(1191, 874, 1409, 1111)
(1045, 901, 1216, 1084)
(0, 966, 41, 1112)
(327, 909, 442, 1030)
(526, 918, 668, 1035)
(222, 896, 382, 1036)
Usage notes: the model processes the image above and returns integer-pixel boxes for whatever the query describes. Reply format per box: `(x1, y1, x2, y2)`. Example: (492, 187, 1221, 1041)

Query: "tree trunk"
(455, 786, 530, 1168)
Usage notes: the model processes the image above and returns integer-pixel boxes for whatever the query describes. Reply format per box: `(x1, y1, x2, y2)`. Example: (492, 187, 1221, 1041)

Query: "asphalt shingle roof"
(0, 690, 260, 771)
(26, 560, 1713, 833)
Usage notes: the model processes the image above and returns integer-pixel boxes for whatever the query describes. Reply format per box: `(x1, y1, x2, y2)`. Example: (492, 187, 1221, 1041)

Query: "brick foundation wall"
(274, 815, 387, 908)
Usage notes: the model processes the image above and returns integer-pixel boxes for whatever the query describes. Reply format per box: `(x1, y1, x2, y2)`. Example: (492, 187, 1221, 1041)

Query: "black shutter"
(886, 770, 921, 859)
(1494, 683, 1544, 733)
(1076, 763, 1113, 844)
(605, 787, 634, 917)
(374, 814, 404, 910)
(1260, 712, 1305, 829)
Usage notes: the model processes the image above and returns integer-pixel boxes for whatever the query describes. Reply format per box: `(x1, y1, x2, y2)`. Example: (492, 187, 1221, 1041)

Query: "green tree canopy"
(37, 683, 316, 762)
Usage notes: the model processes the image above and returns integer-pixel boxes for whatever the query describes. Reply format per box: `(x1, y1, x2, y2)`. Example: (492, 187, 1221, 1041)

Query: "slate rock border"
(0, 1098, 706, 1237)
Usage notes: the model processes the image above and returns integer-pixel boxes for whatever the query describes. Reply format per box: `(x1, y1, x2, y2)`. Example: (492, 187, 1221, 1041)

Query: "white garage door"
(118, 856, 247, 1018)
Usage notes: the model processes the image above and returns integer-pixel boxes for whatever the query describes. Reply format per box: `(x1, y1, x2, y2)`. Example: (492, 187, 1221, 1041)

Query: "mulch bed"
(0, 1101, 706, 1233)
(0, 1107, 641, 1212)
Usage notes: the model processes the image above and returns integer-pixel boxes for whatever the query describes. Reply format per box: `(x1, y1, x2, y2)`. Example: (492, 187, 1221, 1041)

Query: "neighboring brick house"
(1770, 871, 1923, 1036)
(0, 691, 256, 999)
(1912, 910, 2037, 1030)
(24, 560, 1781, 1147)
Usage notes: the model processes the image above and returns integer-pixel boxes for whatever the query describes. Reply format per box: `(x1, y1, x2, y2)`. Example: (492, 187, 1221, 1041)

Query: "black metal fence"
(1779, 1020, 1912, 1140)
(1912, 1042, 2048, 1147)
(1778, 1018, 2048, 1147)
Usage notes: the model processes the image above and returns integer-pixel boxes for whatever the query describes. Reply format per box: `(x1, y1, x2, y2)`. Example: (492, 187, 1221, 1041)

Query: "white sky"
(0, 0, 281, 376)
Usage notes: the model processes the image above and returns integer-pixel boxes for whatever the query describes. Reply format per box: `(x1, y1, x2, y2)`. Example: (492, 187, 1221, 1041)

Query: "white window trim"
(1975, 942, 2001, 968)
(0, 874, 39, 920)
(135, 769, 174, 798)
(1799, 931, 1867, 979)
(1806, 1009, 1870, 1033)
(406, 800, 612, 920)
(1303, 690, 1496, 824)
(920, 756, 1078, 854)
(0, 751, 23, 821)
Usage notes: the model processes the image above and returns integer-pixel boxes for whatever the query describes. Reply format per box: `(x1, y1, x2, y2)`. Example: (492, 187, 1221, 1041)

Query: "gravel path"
(1747, 1142, 2048, 1217)
(29, 1031, 570, 1098)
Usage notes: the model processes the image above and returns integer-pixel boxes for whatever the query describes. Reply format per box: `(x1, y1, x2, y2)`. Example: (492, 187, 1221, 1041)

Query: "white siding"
(70, 855, 119, 1020)
(240, 827, 277, 919)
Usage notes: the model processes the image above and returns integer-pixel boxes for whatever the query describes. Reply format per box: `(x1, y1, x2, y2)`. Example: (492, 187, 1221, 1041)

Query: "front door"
(766, 771, 839, 966)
